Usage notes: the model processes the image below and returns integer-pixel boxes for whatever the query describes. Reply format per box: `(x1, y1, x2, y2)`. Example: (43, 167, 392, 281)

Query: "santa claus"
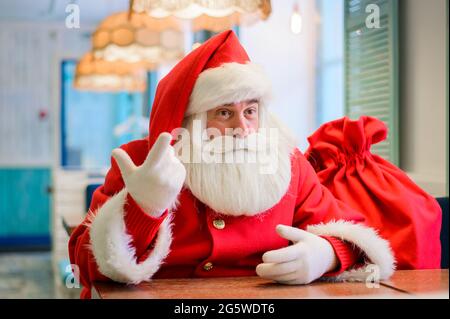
(69, 30, 395, 299)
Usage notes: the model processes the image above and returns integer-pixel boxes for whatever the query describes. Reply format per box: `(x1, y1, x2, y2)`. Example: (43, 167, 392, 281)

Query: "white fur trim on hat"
(88, 189, 173, 284)
(186, 62, 272, 117)
(307, 220, 396, 282)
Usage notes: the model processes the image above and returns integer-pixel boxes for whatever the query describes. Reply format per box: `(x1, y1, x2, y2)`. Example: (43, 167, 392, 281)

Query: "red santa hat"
(147, 30, 272, 149)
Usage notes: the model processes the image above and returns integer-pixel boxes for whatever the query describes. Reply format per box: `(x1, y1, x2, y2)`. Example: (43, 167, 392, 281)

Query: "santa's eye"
(216, 109, 233, 120)
(245, 107, 257, 116)
(244, 104, 258, 118)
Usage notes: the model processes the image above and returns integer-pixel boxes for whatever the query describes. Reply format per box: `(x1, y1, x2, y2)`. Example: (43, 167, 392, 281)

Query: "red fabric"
(321, 236, 363, 277)
(124, 194, 168, 259)
(305, 116, 442, 270)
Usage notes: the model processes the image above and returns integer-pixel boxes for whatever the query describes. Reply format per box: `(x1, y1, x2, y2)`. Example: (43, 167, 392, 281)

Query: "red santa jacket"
(68, 31, 395, 298)
(69, 142, 395, 298)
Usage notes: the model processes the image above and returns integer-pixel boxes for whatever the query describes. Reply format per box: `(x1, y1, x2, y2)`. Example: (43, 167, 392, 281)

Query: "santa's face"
(175, 104, 296, 217)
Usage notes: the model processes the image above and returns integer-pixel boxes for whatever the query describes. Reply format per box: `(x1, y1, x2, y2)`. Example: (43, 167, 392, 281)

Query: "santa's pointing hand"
(112, 132, 186, 217)
(256, 225, 338, 284)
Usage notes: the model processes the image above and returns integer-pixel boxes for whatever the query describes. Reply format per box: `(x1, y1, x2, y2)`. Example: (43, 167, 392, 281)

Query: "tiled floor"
(0, 251, 55, 298)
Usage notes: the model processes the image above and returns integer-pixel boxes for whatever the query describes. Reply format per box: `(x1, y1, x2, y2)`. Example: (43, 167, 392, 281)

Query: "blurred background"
(0, 0, 447, 298)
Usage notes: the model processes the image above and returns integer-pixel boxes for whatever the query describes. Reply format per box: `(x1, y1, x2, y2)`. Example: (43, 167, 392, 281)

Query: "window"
(316, 0, 345, 126)
(61, 60, 146, 171)
(344, 0, 399, 164)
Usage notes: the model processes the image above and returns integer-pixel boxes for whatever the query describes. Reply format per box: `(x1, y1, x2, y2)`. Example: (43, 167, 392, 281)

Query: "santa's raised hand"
(256, 225, 338, 284)
(112, 132, 186, 217)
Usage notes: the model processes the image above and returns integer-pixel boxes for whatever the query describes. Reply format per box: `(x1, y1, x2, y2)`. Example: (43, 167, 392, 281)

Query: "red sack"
(305, 116, 442, 269)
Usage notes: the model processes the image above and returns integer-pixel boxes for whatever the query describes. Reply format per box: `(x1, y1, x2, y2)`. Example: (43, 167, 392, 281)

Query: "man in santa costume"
(69, 30, 395, 299)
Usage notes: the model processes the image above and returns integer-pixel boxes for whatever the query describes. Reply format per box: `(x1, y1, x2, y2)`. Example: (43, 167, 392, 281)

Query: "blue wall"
(0, 168, 51, 248)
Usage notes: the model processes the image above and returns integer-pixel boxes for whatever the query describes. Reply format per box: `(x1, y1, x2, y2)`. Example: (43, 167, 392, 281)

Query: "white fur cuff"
(88, 189, 173, 284)
(307, 220, 396, 282)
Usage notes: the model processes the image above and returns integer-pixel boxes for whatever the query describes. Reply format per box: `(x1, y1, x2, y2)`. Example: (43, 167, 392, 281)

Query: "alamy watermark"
(65, 264, 80, 289)
(365, 264, 381, 288)
(366, 4, 381, 29)
(65, 4, 80, 29)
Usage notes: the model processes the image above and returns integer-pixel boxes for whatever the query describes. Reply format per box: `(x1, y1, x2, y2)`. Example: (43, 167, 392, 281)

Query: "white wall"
(399, 0, 448, 196)
(0, 0, 121, 168)
(0, 21, 92, 167)
(240, 0, 320, 151)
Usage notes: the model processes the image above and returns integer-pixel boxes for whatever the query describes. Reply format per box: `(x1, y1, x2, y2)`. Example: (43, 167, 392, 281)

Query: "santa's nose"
(232, 114, 251, 138)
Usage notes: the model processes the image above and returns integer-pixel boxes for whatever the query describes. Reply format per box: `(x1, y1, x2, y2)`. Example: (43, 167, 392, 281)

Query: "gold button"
(203, 262, 213, 271)
(213, 219, 225, 230)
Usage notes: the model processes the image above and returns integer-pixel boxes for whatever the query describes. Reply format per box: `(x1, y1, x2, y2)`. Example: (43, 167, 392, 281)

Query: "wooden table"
(92, 270, 448, 299)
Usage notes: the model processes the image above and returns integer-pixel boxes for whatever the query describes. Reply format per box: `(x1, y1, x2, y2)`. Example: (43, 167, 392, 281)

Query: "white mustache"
(202, 133, 268, 154)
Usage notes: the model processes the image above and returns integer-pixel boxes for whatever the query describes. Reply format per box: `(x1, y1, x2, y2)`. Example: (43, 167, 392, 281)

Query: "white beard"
(177, 108, 296, 217)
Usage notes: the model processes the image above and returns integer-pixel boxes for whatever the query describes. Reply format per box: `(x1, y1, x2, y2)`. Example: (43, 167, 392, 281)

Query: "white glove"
(256, 224, 338, 285)
(112, 132, 186, 217)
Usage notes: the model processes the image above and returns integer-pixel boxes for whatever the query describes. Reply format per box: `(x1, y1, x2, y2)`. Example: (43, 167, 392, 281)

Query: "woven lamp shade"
(74, 52, 147, 92)
(92, 11, 184, 69)
(132, 0, 272, 32)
